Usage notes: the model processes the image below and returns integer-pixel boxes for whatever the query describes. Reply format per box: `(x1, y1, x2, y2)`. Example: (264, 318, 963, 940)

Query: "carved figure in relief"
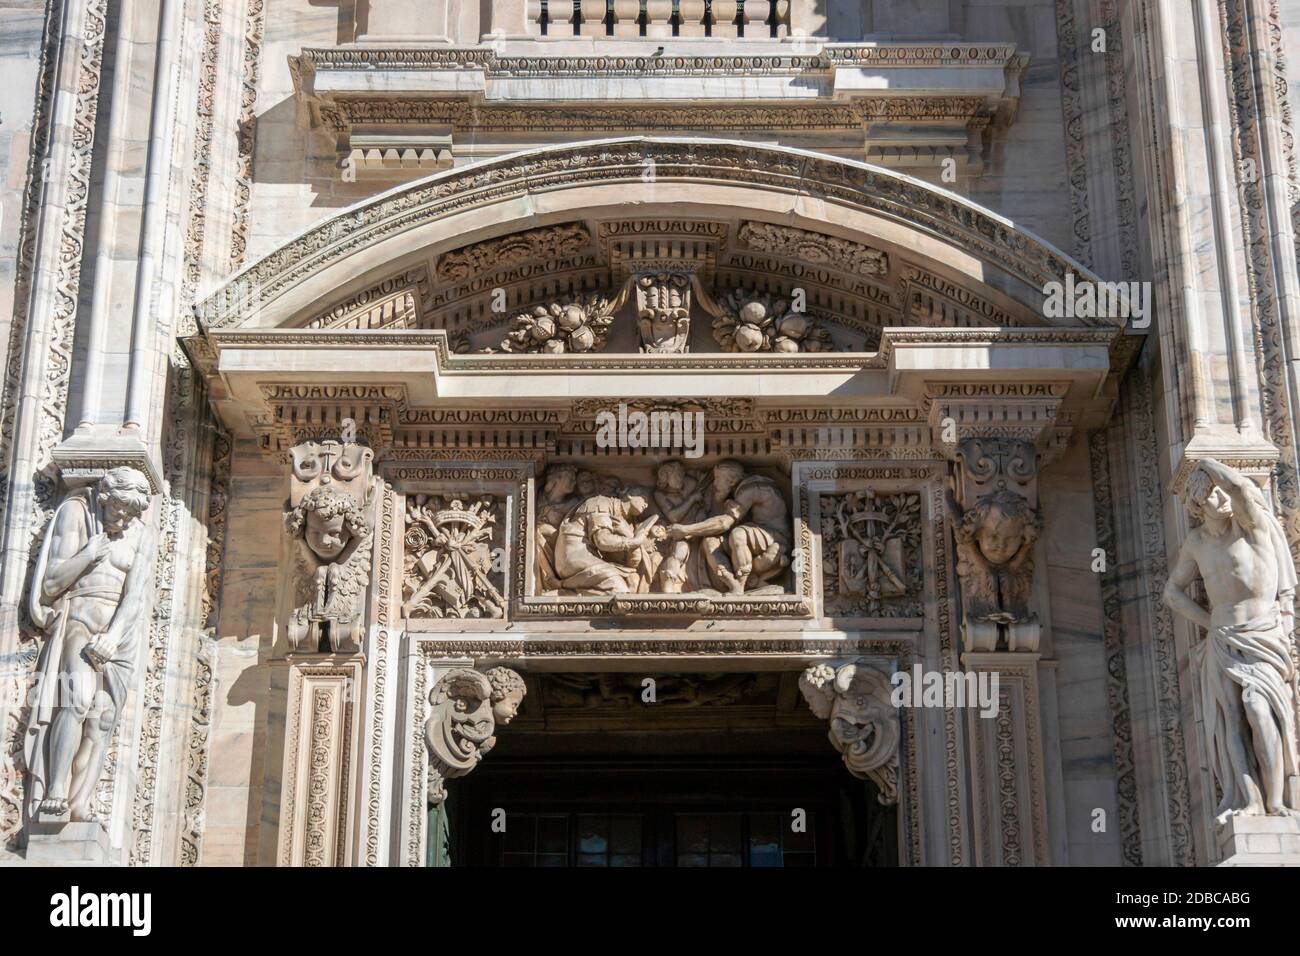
(665, 460, 790, 595)
(282, 438, 376, 654)
(554, 488, 663, 594)
(425, 666, 526, 804)
(651, 460, 708, 593)
(285, 485, 372, 652)
(1164, 459, 1300, 822)
(25, 467, 156, 821)
(534, 464, 580, 593)
(947, 486, 1042, 651)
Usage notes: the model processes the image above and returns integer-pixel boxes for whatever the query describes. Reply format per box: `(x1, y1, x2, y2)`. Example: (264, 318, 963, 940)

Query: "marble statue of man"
(1163, 458, 1300, 822)
(24, 466, 155, 821)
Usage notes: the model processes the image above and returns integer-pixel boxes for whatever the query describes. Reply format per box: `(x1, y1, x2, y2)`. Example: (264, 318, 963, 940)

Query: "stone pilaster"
(276, 656, 364, 867)
(963, 653, 1051, 866)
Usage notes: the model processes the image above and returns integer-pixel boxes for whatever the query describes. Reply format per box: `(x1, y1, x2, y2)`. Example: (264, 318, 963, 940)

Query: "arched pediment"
(193, 137, 1117, 354)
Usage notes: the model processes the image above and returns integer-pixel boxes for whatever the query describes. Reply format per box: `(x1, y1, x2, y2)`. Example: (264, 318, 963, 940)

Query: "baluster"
(771, 0, 789, 37)
(646, 0, 674, 36)
(528, 0, 546, 35)
(712, 0, 739, 37)
(612, 0, 640, 36)
(679, 0, 706, 36)
(578, 0, 607, 35)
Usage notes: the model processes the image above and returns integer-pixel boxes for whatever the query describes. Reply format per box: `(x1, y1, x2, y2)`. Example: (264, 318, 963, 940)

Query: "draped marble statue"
(1164, 458, 1300, 823)
(24, 467, 156, 821)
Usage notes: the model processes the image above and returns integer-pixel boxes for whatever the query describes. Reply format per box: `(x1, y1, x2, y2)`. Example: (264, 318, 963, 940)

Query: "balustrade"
(529, 0, 791, 38)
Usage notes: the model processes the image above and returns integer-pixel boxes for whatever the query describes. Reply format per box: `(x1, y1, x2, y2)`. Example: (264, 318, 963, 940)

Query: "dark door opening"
(449, 753, 897, 867)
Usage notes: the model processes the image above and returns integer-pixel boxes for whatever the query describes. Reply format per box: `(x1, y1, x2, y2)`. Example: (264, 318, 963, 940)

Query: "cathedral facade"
(2, 0, 1300, 867)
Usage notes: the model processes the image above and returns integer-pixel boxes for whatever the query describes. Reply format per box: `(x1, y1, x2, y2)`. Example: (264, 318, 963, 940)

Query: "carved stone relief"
(425, 666, 526, 804)
(24, 467, 157, 823)
(821, 490, 922, 617)
(634, 272, 692, 353)
(737, 221, 889, 276)
(534, 459, 792, 597)
(947, 437, 1044, 652)
(491, 292, 618, 354)
(711, 288, 834, 353)
(402, 494, 505, 619)
(541, 672, 779, 710)
(799, 661, 899, 805)
(282, 439, 377, 654)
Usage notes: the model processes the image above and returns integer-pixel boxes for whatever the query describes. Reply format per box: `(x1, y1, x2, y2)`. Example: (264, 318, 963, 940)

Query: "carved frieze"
(425, 666, 526, 804)
(821, 490, 922, 617)
(436, 223, 591, 282)
(799, 662, 900, 805)
(402, 494, 505, 619)
(281, 439, 377, 654)
(738, 222, 888, 277)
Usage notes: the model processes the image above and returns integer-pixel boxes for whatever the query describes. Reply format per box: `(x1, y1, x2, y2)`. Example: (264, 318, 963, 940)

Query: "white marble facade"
(0, 0, 1299, 867)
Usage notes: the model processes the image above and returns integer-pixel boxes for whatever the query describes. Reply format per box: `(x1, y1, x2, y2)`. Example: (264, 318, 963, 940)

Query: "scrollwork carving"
(425, 666, 526, 804)
(799, 662, 899, 805)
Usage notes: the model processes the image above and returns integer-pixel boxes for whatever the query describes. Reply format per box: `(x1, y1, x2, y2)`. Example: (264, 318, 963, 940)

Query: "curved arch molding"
(193, 137, 1116, 334)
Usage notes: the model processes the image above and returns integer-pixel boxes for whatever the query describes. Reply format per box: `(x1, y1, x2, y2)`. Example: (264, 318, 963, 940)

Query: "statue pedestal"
(1216, 815, 1300, 866)
(25, 819, 112, 865)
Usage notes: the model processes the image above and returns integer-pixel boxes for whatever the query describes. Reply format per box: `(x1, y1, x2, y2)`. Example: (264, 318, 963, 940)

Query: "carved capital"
(798, 661, 899, 804)
(924, 382, 1069, 460)
(425, 666, 526, 804)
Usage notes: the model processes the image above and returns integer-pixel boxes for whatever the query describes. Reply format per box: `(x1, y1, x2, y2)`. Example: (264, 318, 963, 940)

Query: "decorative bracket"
(798, 661, 899, 805)
(425, 666, 527, 804)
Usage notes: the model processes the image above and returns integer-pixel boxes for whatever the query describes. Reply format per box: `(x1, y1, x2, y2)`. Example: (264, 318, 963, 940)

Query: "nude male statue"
(664, 460, 790, 595)
(25, 467, 155, 821)
(1163, 458, 1300, 823)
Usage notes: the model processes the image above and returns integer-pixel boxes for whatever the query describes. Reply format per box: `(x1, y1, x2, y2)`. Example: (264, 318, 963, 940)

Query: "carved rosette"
(798, 662, 899, 804)
(281, 438, 377, 654)
(425, 666, 526, 804)
(711, 288, 833, 353)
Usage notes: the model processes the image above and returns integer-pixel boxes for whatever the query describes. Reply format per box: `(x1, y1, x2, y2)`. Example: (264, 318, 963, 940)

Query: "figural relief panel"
(534, 458, 792, 597)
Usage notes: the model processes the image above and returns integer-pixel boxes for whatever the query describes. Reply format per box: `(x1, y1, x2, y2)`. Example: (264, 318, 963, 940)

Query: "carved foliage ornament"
(738, 221, 889, 277)
(436, 223, 591, 282)
(283, 439, 376, 653)
(426, 666, 526, 804)
(799, 662, 899, 805)
(493, 292, 618, 354)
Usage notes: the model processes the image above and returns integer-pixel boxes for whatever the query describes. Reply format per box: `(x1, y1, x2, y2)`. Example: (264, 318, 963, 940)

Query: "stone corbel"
(277, 436, 379, 657)
(798, 661, 899, 804)
(945, 435, 1044, 653)
(425, 666, 527, 804)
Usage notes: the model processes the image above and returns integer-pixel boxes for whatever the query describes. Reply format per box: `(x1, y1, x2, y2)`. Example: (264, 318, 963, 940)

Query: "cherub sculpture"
(947, 486, 1043, 651)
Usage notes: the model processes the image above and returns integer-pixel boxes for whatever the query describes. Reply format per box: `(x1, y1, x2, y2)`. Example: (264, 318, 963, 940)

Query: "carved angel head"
(286, 486, 368, 562)
(485, 667, 527, 724)
(960, 487, 1043, 566)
